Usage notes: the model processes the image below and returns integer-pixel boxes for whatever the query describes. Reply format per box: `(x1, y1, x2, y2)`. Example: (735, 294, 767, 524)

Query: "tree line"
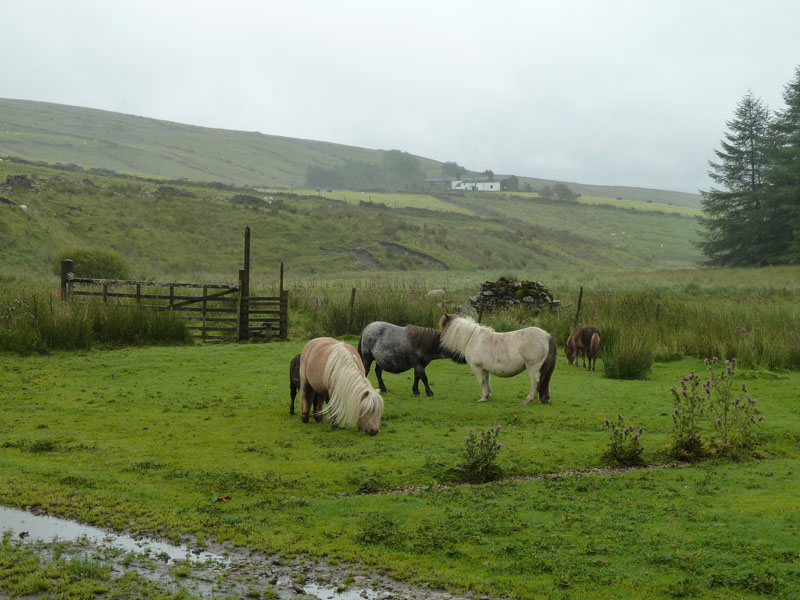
(699, 65, 800, 266)
(305, 150, 426, 192)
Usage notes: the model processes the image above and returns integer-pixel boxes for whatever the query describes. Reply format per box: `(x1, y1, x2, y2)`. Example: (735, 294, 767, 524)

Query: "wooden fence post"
(346, 287, 356, 334)
(238, 227, 251, 341)
(573, 286, 584, 328)
(279, 262, 288, 340)
(237, 269, 247, 341)
(60, 259, 73, 301)
(202, 285, 208, 342)
(280, 289, 289, 340)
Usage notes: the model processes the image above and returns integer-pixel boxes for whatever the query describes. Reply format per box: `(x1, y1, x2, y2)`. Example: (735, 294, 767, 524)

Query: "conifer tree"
(765, 66, 800, 263)
(698, 91, 774, 265)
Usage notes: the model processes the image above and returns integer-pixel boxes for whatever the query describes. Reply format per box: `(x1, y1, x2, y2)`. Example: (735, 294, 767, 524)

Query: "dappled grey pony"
(358, 321, 465, 397)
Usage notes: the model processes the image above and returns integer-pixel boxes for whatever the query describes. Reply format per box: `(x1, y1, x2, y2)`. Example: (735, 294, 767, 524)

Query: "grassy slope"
(0, 345, 797, 599)
(0, 98, 702, 207)
(0, 161, 702, 284)
(0, 98, 442, 188)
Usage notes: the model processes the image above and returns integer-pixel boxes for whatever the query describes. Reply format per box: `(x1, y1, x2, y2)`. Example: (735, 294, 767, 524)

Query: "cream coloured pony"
(299, 337, 384, 435)
(439, 314, 557, 404)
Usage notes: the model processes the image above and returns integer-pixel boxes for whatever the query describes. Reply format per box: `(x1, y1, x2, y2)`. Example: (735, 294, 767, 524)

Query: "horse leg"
(312, 392, 326, 423)
(414, 365, 434, 397)
(470, 364, 491, 402)
(300, 382, 313, 423)
(362, 353, 373, 376)
(375, 365, 388, 393)
(290, 382, 297, 415)
(524, 365, 540, 405)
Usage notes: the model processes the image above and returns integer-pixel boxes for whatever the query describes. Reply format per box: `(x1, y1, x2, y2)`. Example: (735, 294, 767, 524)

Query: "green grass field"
(1, 341, 798, 599)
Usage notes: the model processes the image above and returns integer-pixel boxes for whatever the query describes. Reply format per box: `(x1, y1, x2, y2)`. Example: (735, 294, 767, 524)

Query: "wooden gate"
(61, 269, 241, 341)
(59, 227, 287, 342)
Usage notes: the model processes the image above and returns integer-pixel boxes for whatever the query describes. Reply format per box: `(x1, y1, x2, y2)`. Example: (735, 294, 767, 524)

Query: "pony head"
(357, 388, 384, 436)
(565, 337, 576, 364)
(438, 313, 456, 331)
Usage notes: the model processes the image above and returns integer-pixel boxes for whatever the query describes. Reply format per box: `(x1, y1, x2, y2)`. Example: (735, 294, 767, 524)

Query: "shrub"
(452, 425, 504, 483)
(602, 414, 645, 466)
(55, 247, 131, 279)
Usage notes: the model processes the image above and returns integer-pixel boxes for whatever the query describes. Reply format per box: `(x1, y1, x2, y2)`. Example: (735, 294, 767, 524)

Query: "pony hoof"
(426, 391, 435, 397)
(478, 397, 489, 402)
(301, 415, 309, 423)
(412, 390, 420, 396)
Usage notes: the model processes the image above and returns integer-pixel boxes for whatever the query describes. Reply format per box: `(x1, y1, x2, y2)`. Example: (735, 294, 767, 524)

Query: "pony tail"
(537, 333, 557, 403)
(590, 332, 600, 356)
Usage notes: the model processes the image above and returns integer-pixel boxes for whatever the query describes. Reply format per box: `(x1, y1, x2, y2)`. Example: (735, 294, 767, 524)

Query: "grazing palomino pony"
(299, 337, 384, 435)
(358, 321, 465, 396)
(439, 314, 557, 404)
(565, 325, 601, 371)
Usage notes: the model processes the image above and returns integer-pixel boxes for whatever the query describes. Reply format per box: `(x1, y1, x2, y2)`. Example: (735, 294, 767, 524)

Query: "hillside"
(0, 98, 701, 208)
(0, 160, 701, 284)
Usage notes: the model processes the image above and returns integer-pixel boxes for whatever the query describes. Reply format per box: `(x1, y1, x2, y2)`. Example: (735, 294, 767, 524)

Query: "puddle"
(0, 505, 223, 563)
(0, 505, 417, 599)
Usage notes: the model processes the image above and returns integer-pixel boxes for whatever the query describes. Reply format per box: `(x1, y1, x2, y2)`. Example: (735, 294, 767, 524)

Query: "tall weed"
(0, 293, 191, 352)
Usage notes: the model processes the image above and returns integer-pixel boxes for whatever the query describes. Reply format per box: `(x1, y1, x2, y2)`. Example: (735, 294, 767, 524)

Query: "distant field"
(281, 188, 475, 215)
(0, 161, 703, 283)
(577, 195, 701, 216)
(506, 191, 702, 216)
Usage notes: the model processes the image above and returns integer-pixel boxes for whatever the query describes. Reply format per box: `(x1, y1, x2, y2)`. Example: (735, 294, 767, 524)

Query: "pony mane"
(440, 315, 492, 353)
(405, 325, 442, 354)
(323, 342, 383, 427)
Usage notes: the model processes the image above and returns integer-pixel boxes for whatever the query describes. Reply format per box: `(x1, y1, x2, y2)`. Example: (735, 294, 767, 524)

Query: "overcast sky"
(2, 1, 799, 193)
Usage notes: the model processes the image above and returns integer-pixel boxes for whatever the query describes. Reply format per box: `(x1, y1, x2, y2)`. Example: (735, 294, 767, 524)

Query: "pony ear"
(439, 314, 450, 329)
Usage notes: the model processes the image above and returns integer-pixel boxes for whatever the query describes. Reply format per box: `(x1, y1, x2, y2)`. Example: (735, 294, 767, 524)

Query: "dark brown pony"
(566, 325, 601, 371)
(289, 353, 301, 415)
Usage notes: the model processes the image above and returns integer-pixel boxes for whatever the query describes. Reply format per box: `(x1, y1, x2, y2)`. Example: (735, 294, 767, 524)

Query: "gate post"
(238, 227, 251, 341)
(238, 269, 248, 340)
(60, 259, 73, 301)
(279, 262, 288, 340)
(573, 286, 584, 328)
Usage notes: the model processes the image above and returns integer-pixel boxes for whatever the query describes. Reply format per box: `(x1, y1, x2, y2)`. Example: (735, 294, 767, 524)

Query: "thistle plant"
(602, 414, 645, 466)
(454, 425, 504, 483)
(669, 357, 764, 461)
(705, 357, 763, 456)
(669, 369, 709, 460)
